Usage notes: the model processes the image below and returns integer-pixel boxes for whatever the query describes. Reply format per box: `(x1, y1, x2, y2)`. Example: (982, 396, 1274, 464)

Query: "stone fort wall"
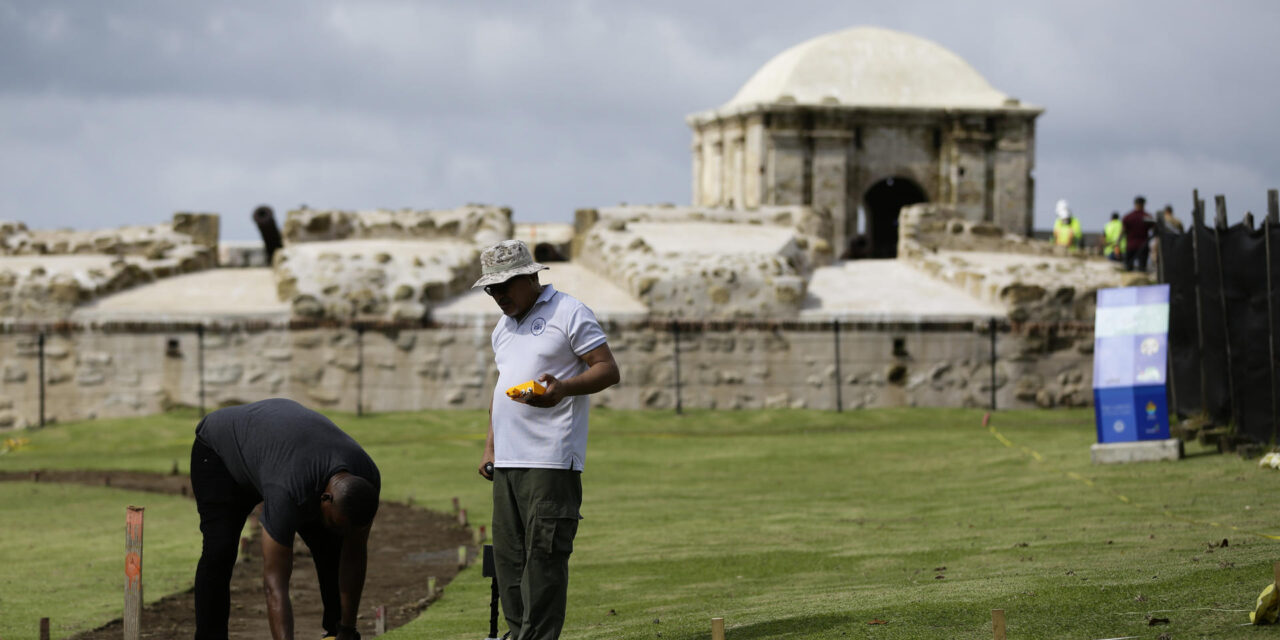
(0, 319, 1092, 430)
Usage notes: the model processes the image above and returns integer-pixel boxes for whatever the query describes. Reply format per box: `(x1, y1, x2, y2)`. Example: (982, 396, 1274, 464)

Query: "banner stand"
(1090, 284, 1183, 464)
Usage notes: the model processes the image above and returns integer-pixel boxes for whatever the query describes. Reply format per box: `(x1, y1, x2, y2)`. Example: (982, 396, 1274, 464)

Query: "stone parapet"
(274, 240, 481, 322)
(574, 205, 832, 319)
(0, 213, 220, 320)
(272, 206, 512, 322)
(281, 205, 512, 247)
(897, 204, 1149, 323)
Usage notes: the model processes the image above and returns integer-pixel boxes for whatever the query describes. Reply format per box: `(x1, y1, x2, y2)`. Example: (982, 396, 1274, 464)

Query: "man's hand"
(519, 373, 565, 408)
(478, 456, 495, 481)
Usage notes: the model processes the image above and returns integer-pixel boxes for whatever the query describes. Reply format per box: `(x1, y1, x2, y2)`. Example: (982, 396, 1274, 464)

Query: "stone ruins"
(0, 25, 1147, 428)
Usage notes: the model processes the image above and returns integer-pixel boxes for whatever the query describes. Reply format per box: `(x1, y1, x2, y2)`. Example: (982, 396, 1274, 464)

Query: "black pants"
(190, 438, 344, 639)
(491, 468, 582, 640)
(1125, 243, 1149, 272)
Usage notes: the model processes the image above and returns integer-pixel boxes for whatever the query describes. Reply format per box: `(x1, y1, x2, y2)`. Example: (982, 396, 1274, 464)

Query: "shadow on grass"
(667, 612, 858, 640)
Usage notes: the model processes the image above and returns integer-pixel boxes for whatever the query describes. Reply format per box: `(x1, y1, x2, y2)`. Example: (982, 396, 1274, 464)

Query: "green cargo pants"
(492, 468, 583, 640)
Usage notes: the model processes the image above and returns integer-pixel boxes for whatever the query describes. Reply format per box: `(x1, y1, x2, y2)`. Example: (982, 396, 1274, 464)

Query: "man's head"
(320, 472, 379, 534)
(1134, 196, 1146, 210)
(1162, 205, 1174, 216)
(473, 240, 548, 318)
(1111, 212, 1120, 220)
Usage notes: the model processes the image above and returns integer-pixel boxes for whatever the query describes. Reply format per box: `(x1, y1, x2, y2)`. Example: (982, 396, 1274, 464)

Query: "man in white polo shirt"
(474, 239, 620, 640)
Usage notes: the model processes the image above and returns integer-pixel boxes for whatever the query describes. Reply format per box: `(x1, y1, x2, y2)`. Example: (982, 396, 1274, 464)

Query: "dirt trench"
(0, 470, 477, 639)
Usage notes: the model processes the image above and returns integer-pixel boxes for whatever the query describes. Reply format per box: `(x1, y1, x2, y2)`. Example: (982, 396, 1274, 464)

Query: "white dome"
(726, 27, 1014, 110)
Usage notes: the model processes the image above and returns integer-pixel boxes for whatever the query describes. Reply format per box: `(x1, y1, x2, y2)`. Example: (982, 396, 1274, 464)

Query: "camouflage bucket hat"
(473, 239, 549, 288)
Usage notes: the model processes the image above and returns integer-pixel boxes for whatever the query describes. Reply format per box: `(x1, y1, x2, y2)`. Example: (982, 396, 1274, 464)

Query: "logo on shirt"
(531, 317, 546, 335)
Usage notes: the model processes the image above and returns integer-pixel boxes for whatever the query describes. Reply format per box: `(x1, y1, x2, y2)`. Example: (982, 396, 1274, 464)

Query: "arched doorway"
(863, 177, 927, 258)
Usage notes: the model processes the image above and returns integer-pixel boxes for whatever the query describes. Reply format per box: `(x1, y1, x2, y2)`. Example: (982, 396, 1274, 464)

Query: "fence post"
(833, 320, 843, 412)
(989, 318, 998, 411)
(197, 324, 206, 417)
(672, 321, 683, 415)
(124, 506, 145, 640)
(1191, 191, 1208, 413)
(1266, 188, 1278, 444)
(1213, 195, 1240, 429)
(38, 331, 46, 428)
(356, 323, 365, 417)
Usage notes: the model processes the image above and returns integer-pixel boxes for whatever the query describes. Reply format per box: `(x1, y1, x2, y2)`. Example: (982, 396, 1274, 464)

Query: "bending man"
(191, 398, 380, 640)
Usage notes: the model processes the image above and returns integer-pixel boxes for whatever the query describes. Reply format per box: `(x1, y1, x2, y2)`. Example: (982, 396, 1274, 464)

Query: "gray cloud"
(0, 0, 1276, 240)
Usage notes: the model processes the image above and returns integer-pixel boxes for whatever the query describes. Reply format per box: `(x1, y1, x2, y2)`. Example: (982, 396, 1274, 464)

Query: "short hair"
(1111, 212, 1120, 220)
(333, 475, 379, 527)
(1134, 195, 1146, 204)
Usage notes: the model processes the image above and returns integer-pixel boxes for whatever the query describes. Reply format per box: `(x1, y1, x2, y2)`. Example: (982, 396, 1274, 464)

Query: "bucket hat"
(472, 239, 548, 288)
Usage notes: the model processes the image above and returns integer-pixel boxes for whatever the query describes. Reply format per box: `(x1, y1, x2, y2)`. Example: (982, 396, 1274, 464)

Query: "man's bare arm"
(337, 524, 372, 639)
(261, 529, 295, 640)
(521, 344, 619, 407)
(479, 395, 495, 480)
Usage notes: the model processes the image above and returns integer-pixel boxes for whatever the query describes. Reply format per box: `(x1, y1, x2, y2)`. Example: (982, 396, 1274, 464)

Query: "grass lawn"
(2, 407, 1279, 639)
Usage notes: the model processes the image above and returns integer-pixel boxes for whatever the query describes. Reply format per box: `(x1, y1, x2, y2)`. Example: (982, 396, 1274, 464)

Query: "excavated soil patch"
(0, 470, 476, 639)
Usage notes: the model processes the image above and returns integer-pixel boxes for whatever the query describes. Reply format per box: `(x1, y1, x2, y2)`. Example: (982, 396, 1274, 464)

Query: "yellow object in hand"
(506, 380, 546, 399)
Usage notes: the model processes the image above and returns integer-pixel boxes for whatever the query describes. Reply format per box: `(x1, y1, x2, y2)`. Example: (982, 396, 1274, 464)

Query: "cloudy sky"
(1, 1, 1277, 241)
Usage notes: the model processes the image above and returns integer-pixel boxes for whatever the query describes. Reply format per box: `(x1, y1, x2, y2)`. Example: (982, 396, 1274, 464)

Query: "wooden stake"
(374, 605, 386, 636)
(1272, 561, 1279, 587)
(40, 617, 50, 640)
(711, 617, 725, 640)
(452, 496, 460, 515)
(427, 575, 437, 596)
(458, 545, 468, 568)
(458, 508, 468, 527)
(479, 525, 487, 542)
(992, 609, 1006, 640)
(124, 506, 145, 640)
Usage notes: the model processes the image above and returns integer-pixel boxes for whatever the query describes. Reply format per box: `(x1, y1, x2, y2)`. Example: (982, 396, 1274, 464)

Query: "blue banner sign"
(1092, 285, 1171, 443)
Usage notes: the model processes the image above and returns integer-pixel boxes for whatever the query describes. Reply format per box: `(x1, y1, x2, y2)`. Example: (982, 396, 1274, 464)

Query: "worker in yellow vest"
(1102, 212, 1124, 262)
(1053, 199, 1083, 253)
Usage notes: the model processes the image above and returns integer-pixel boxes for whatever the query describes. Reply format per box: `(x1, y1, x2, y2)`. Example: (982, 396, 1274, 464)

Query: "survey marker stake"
(40, 617, 50, 640)
(375, 605, 386, 636)
(711, 617, 726, 640)
(459, 508, 468, 527)
(458, 545, 468, 569)
(124, 506, 145, 640)
(991, 609, 1005, 640)
(428, 575, 437, 597)
(1273, 561, 1280, 588)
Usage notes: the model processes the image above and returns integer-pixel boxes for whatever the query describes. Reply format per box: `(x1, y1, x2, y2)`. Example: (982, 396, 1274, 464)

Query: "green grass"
(3, 407, 1279, 639)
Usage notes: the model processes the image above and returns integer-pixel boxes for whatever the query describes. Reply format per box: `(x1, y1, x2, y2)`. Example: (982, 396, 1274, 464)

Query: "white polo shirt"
(490, 284, 607, 471)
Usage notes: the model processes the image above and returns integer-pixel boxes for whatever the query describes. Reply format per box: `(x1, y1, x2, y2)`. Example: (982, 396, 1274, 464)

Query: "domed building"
(687, 26, 1043, 258)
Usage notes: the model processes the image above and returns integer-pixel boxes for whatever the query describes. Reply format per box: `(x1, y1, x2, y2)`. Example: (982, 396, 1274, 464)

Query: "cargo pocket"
(531, 501, 581, 556)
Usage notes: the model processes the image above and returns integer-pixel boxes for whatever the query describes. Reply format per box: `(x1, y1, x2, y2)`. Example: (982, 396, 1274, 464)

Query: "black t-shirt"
(195, 398, 381, 544)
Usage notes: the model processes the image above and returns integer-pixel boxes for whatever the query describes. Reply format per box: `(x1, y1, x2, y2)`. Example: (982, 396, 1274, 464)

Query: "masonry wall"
(0, 320, 1093, 430)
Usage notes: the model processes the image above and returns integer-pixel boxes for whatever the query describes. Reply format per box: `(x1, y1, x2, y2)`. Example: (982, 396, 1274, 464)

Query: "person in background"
(1052, 199, 1084, 253)
(1122, 196, 1155, 272)
(1161, 204, 1185, 232)
(1102, 212, 1124, 262)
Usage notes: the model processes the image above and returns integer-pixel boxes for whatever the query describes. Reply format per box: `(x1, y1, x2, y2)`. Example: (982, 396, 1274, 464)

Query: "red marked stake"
(711, 617, 725, 640)
(982, 412, 991, 428)
(124, 506, 145, 640)
(991, 609, 1005, 640)
(452, 496, 460, 515)
(458, 508, 468, 527)
(375, 605, 386, 636)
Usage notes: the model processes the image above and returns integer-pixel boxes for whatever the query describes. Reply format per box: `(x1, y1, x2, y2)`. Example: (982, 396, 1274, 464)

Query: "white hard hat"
(1055, 199, 1071, 220)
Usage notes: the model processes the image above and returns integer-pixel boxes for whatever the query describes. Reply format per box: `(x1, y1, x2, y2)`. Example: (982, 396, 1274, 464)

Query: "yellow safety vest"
(1103, 219, 1123, 258)
(1053, 217, 1083, 251)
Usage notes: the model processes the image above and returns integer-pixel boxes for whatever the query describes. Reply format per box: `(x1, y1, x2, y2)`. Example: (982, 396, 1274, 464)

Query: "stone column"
(812, 131, 852, 252)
